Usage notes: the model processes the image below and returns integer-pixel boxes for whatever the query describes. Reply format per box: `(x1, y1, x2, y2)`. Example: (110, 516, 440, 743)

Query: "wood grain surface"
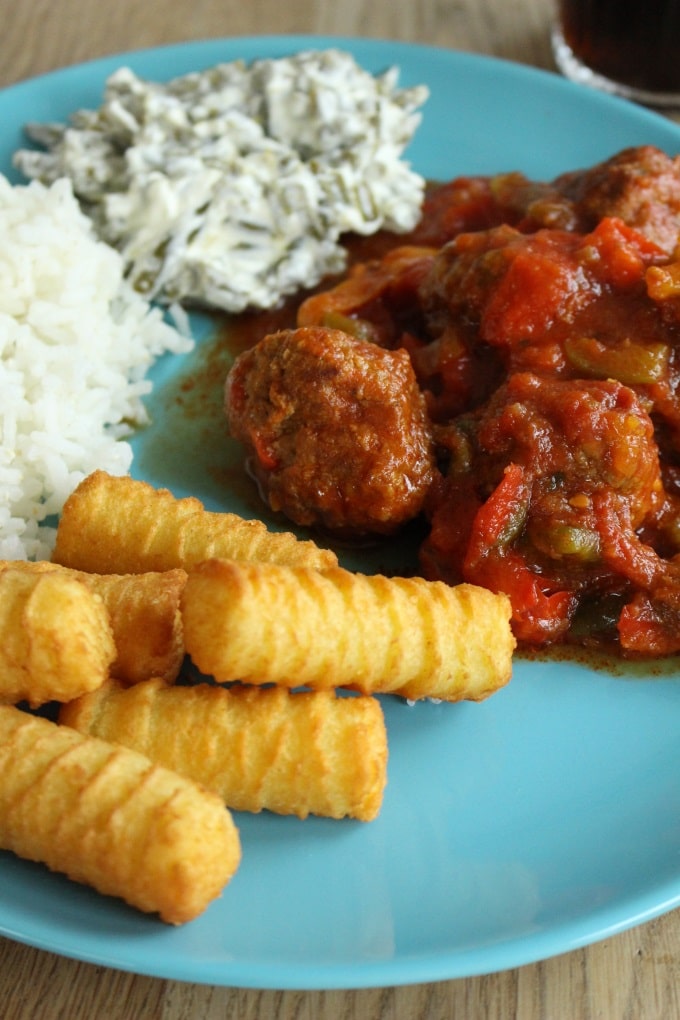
(1, 2, 679, 1017)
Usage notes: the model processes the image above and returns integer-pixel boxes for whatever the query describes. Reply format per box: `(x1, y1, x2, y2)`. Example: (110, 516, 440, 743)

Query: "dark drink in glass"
(552, 0, 680, 108)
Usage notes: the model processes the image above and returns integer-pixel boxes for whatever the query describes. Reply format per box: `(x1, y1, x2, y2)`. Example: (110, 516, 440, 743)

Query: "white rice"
(0, 174, 192, 560)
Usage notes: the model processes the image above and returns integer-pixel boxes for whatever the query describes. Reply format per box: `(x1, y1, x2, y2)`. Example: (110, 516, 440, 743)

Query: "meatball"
(419, 224, 591, 349)
(554, 145, 680, 254)
(417, 218, 674, 426)
(411, 147, 680, 252)
(225, 326, 435, 537)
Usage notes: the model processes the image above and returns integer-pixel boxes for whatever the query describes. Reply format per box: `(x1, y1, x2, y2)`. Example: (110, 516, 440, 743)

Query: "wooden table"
(1, 2, 680, 1018)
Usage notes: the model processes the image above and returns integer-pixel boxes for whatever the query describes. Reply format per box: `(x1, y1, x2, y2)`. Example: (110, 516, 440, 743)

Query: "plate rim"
(2, 34, 680, 990)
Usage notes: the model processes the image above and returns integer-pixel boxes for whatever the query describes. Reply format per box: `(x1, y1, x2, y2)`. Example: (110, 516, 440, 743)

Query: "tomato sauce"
(290, 158, 680, 657)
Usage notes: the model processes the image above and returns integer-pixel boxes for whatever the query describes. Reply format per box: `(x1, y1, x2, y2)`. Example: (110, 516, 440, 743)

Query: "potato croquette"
(181, 558, 515, 702)
(52, 470, 338, 574)
(0, 705, 241, 924)
(0, 560, 186, 685)
(61, 679, 388, 821)
(0, 568, 115, 708)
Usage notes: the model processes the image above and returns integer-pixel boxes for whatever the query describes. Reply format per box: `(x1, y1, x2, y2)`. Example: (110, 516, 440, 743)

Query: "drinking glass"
(552, 0, 680, 108)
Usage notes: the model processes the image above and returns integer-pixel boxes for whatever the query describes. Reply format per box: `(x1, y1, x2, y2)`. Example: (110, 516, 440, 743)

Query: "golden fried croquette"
(0, 560, 186, 685)
(181, 558, 515, 702)
(0, 705, 241, 924)
(60, 678, 387, 821)
(0, 568, 115, 708)
(52, 470, 338, 574)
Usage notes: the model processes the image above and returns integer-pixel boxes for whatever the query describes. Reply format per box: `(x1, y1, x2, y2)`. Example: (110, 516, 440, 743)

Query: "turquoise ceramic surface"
(1, 37, 680, 990)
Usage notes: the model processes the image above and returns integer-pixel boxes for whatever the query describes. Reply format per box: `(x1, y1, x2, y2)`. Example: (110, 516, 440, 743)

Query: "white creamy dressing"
(14, 50, 428, 312)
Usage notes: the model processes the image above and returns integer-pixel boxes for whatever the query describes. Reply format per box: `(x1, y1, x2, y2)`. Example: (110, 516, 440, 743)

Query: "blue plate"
(2, 36, 680, 990)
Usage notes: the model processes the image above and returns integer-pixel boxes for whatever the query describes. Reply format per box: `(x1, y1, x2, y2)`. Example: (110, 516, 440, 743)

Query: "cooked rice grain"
(0, 175, 192, 560)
